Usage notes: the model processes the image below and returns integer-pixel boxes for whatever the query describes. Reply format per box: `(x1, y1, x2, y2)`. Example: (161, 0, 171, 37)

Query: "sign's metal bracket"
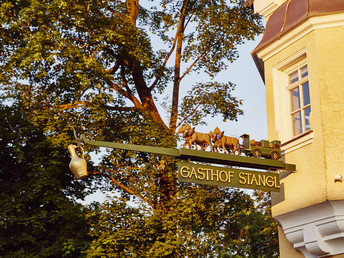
(268, 168, 297, 180)
(78, 134, 296, 172)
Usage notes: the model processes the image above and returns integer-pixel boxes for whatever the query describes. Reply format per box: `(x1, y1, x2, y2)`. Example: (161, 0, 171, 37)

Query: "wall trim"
(281, 130, 314, 154)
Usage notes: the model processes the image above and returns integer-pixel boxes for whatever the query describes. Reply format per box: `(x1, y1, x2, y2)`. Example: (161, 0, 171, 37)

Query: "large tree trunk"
(124, 1, 176, 210)
(124, 0, 168, 131)
(131, 61, 169, 131)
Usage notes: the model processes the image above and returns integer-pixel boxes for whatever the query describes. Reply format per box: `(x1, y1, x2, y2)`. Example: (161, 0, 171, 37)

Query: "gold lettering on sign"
(229, 171, 234, 183)
(275, 176, 280, 188)
(251, 174, 258, 185)
(179, 163, 280, 190)
(258, 175, 266, 186)
(239, 172, 246, 184)
(206, 168, 211, 181)
(237, 172, 279, 188)
(189, 167, 197, 179)
(266, 176, 274, 187)
(246, 173, 252, 185)
(219, 170, 227, 183)
(211, 169, 218, 181)
(180, 166, 190, 178)
(198, 167, 205, 180)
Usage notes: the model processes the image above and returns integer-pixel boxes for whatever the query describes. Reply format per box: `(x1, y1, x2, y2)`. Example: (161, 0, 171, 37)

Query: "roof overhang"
(251, 0, 344, 82)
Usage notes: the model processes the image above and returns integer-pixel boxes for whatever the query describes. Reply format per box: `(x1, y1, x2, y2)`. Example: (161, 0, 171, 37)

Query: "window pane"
(291, 87, 301, 111)
(289, 71, 299, 83)
(301, 65, 308, 78)
(293, 111, 302, 135)
(302, 81, 310, 106)
(304, 106, 311, 131)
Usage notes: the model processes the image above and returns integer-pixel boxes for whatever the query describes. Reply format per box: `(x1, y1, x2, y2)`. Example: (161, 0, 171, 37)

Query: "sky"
(185, 35, 268, 141)
(221, 36, 267, 140)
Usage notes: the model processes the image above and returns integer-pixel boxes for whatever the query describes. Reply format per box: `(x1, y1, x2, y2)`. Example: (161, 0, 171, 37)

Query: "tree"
(0, 0, 277, 256)
(0, 104, 93, 257)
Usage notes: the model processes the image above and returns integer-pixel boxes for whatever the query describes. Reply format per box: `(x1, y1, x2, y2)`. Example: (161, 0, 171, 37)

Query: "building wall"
(252, 0, 344, 256)
(257, 23, 344, 256)
(263, 30, 324, 215)
(315, 27, 344, 201)
(262, 25, 344, 216)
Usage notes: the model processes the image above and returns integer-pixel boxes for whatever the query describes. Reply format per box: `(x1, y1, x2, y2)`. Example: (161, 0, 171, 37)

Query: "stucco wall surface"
(263, 30, 327, 216)
(315, 26, 344, 201)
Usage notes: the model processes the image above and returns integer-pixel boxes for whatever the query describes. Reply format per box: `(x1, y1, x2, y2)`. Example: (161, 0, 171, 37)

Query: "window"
(288, 65, 311, 136)
(272, 50, 313, 152)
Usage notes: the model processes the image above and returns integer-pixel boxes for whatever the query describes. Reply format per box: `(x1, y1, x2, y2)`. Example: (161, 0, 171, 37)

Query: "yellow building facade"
(252, 0, 344, 256)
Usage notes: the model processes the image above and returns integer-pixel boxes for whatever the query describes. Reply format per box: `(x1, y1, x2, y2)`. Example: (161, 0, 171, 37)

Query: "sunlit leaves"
(180, 82, 243, 126)
(86, 186, 278, 257)
(0, 0, 275, 256)
(0, 0, 262, 133)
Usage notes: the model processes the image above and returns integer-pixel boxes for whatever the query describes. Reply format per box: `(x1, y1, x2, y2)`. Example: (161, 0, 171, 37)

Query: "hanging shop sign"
(178, 161, 280, 192)
(70, 129, 291, 192)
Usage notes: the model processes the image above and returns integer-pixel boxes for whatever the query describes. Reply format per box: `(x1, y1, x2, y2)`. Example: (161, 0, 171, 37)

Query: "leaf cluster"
(0, 0, 263, 132)
(0, 104, 93, 257)
(180, 81, 243, 126)
(86, 186, 278, 257)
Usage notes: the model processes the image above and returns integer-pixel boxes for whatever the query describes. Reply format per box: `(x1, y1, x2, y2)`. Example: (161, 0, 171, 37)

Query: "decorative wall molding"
(253, 0, 283, 18)
(255, 1, 280, 18)
(281, 131, 314, 154)
(274, 201, 344, 257)
(273, 48, 307, 71)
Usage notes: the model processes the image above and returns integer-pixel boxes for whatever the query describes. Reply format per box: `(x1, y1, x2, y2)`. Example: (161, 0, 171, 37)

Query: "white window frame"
(272, 49, 313, 153)
(286, 63, 311, 136)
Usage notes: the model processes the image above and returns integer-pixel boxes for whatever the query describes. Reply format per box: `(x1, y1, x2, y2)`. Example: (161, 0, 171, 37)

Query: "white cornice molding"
(257, 13, 344, 62)
(274, 200, 344, 257)
(255, 2, 279, 19)
(254, 0, 283, 19)
(273, 48, 307, 70)
(281, 131, 314, 154)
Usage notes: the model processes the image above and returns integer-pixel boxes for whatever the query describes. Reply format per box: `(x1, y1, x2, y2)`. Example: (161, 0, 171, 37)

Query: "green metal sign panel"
(178, 161, 280, 192)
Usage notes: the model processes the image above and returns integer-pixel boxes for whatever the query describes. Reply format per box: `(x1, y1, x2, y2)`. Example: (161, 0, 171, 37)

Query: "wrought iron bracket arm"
(78, 134, 296, 172)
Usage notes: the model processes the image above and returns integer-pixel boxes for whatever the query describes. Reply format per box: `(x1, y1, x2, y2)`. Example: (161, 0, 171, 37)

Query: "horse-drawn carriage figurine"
(240, 134, 281, 160)
(177, 124, 282, 160)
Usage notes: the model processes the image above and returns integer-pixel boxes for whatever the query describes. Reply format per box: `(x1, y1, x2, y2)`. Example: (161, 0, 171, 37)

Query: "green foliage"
(86, 188, 278, 257)
(0, 0, 263, 132)
(180, 82, 243, 126)
(0, 104, 93, 257)
(0, 0, 277, 257)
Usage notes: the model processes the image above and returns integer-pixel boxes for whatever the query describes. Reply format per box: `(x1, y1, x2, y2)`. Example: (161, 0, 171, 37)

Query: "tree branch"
(180, 32, 223, 81)
(103, 105, 136, 111)
(149, 0, 194, 92)
(109, 80, 144, 109)
(43, 101, 88, 111)
(89, 170, 156, 210)
(148, 37, 179, 92)
(126, 0, 139, 26)
(176, 103, 201, 128)
(105, 60, 120, 74)
(169, 0, 190, 131)
(121, 64, 133, 97)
